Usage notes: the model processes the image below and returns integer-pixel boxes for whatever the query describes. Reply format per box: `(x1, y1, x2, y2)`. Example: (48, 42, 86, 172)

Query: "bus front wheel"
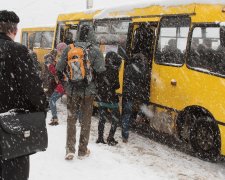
(190, 117, 220, 161)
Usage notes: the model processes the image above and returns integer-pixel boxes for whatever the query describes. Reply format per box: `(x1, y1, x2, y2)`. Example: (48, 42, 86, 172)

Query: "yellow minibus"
(21, 26, 55, 64)
(93, 2, 225, 161)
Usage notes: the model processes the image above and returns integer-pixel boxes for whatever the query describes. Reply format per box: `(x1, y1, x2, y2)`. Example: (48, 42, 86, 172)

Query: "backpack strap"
(68, 44, 76, 61)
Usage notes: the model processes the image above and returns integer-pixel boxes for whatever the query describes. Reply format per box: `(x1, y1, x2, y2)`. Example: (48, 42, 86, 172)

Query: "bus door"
(126, 22, 158, 99)
(151, 16, 191, 111)
(94, 20, 131, 94)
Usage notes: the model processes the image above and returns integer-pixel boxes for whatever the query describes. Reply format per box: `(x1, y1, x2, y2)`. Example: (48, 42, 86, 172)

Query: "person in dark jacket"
(29, 49, 42, 76)
(0, 10, 46, 180)
(121, 53, 150, 143)
(96, 51, 122, 146)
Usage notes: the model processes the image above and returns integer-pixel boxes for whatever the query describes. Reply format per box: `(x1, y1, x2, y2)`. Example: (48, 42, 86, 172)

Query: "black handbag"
(0, 110, 48, 160)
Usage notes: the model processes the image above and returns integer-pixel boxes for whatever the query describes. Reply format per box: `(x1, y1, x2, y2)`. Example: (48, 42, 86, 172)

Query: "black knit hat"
(0, 10, 19, 23)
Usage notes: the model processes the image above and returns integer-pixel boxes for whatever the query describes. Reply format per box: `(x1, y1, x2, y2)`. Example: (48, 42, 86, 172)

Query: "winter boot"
(96, 137, 106, 144)
(122, 138, 128, 143)
(107, 137, 118, 146)
(49, 118, 59, 126)
(65, 153, 75, 160)
(78, 149, 90, 159)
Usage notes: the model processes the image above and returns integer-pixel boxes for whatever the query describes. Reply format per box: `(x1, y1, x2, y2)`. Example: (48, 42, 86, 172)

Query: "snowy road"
(30, 102, 225, 180)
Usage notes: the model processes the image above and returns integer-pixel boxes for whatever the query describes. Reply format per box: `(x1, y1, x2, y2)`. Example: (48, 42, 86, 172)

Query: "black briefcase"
(0, 111, 48, 160)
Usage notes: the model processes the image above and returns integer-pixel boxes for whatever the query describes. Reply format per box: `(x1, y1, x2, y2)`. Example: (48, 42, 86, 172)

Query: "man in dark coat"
(0, 10, 46, 180)
(96, 51, 122, 146)
(121, 53, 150, 143)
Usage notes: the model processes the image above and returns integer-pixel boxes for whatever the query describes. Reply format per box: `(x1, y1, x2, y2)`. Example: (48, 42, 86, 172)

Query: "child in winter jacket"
(46, 44, 67, 125)
(96, 51, 122, 146)
(48, 62, 65, 125)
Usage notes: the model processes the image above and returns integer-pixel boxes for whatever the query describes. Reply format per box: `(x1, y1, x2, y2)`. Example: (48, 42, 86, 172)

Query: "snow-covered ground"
(30, 101, 225, 180)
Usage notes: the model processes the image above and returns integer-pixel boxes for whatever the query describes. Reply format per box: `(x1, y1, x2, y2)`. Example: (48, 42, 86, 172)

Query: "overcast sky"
(0, 0, 144, 41)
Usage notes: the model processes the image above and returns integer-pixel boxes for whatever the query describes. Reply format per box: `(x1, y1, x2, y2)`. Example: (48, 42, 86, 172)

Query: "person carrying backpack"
(56, 25, 105, 160)
(96, 51, 122, 146)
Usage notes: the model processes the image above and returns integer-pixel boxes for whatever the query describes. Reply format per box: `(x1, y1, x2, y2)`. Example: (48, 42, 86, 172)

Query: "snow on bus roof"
(94, 0, 225, 19)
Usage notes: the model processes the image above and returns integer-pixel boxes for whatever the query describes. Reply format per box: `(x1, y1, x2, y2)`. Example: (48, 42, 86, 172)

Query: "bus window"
(55, 23, 65, 46)
(188, 25, 225, 75)
(94, 20, 130, 57)
(33, 32, 42, 48)
(22, 32, 28, 47)
(28, 33, 36, 50)
(156, 16, 190, 66)
(41, 31, 54, 48)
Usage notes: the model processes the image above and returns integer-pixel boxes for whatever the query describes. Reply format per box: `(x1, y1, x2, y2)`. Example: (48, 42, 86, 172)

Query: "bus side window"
(22, 32, 28, 47)
(188, 26, 225, 75)
(28, 33, 36, 50)
(41, 31, 54, 49)
(155, 16, 190, 66)
(33, 32, 42, 48)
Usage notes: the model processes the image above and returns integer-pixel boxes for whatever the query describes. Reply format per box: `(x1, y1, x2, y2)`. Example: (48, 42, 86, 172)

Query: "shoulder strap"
(69, 43, 75, 49)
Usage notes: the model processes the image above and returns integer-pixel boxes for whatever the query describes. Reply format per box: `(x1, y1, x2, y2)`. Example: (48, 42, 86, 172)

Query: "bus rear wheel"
(190, 117, 220, 161)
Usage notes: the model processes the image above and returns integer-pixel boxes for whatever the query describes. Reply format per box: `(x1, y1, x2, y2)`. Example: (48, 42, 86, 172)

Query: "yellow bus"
(21, 26, 55, 64)
(92, 2, 225, 160)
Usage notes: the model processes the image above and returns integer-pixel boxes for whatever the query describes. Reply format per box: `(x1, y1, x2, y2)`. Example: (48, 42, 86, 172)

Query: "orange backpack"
(67, 44, 93, 84)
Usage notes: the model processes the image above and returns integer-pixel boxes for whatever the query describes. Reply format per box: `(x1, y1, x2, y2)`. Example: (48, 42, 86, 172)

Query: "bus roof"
(93, 1, 225, 22)
(57, 1, 225, 23)
(21, 26, 55, 32)
(57, 9, 101, 22)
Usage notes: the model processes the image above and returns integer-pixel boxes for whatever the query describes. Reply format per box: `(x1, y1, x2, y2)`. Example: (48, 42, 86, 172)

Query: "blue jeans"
(121, 101, 139, 140)
(49, 91, 62, 119)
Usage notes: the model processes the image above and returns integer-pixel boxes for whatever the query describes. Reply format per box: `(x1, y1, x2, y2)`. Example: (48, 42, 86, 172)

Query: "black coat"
(96, 66, 120, 104)
(0, 33, 46, 113)
(122, 53, 150, 103)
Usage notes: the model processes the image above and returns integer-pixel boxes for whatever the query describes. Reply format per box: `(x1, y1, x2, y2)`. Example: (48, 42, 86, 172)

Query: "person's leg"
(96, 106, 107, 144)
(107, 106, 120, 145)
(49, 92, 62, 125)
(65, 95, 80, 158)
(78, 96, 94, 156)
(0, 155, 30, 180)
(121, 100, 133, 142)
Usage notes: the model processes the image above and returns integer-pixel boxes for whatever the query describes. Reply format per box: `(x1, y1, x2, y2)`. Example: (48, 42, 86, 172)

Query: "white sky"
(0, 0, 142, 41)
(1, 0, 225, 41)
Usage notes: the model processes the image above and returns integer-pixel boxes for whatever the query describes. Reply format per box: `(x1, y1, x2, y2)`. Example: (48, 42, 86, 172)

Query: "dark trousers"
(98, 106, 120, 139)
(122, 100, 146, 140)
(0, 156, 29, 180)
